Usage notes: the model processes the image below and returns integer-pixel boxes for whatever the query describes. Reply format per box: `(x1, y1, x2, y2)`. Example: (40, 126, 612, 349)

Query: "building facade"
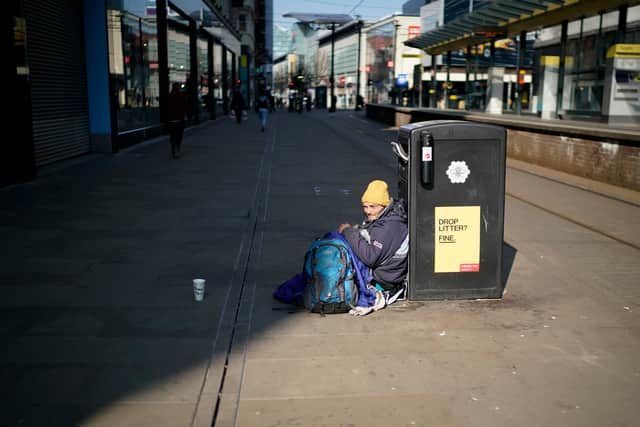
(4, 0, 266, 187)
(272, 53, 298, 103)
(364, 15, 423, 105)
(316, 21, 364, 110)
(271, 14, 423, 110)
(409, 0, 640, 124)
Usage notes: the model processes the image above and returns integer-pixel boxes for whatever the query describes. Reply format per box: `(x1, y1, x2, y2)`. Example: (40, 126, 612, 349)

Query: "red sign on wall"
(408, 25, 420, 39)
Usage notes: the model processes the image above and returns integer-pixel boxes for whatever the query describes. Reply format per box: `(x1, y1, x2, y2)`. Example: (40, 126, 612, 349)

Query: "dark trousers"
(371, 276, 404, 294)
(169, 120, 184, 157)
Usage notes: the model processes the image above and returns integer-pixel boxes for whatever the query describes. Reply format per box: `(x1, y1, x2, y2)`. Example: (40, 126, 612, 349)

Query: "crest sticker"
(446, 161, 471, 184)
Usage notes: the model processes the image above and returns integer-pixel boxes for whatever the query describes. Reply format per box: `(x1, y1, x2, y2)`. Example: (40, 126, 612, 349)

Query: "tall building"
(264, 0, 273, 85)
(290, 22, 319, 84)
(402, 0, 426, 16)
(273, 24, 292, 59)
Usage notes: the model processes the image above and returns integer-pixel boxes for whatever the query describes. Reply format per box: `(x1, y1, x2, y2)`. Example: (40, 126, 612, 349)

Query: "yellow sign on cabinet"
(434, 206, 480, 273)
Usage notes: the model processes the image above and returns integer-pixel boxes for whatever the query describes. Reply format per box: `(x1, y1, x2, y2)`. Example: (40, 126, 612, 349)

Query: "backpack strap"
(311, 246, 321, 305)
(335, 244, 348, 302)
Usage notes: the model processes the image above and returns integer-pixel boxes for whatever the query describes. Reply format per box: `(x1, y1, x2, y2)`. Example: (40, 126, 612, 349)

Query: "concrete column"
(539, 57, 558, 120)
(555, 20, 568, 116)
(561, 62, 574, 114)
(515, 31, 526, 114)
(84, 0, 113, 153)
(485, 66, 504, 114)
(431, 54, 437, 108)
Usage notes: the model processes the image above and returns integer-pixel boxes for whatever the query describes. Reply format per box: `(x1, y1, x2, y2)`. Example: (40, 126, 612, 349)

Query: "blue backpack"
(303, 238, 359, 314)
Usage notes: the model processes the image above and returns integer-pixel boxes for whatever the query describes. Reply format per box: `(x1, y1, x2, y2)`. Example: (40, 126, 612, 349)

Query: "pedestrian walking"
(168, 82, 187, 158)
(230, 87, 245, 124)
(257, 91, 270, 132)
(269, 91, 276, 113)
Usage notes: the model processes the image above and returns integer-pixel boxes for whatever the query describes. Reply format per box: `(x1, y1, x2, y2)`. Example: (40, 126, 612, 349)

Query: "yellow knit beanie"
(361, 180, 390, 206)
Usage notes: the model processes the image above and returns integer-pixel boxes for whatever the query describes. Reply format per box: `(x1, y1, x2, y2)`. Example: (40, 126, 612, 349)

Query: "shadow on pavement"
(1, 109, 522, 426)
(0, 110, 399, 426)
(502, 241, 517, 295)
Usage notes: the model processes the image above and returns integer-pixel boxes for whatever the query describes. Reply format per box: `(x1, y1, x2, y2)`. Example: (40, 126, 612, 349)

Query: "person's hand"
(338, 223, 351, 233)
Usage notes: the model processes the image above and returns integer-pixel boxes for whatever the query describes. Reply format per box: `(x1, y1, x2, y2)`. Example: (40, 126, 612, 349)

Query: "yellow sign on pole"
(434, 206, 480, 273)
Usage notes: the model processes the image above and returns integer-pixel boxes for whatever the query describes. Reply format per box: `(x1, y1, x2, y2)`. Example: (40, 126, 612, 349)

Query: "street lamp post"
(329, 23, 336, 112)
(393, 21, 400, 105)
(355, 21, 362, 111)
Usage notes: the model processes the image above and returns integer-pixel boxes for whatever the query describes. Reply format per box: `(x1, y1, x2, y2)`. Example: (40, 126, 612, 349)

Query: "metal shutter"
(24, 0, 90, 166)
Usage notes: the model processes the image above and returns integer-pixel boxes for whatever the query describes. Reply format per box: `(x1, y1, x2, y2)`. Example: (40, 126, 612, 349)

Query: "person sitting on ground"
(273, 179, 407, 315)
(338, 180, 408, 304)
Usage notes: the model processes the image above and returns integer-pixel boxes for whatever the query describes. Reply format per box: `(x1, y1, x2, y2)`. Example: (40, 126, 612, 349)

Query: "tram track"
(201, 112, 637, 425)
(505, 191, 640, 251)
(192, 118, 276, 427)
(505, 159, 639, 207)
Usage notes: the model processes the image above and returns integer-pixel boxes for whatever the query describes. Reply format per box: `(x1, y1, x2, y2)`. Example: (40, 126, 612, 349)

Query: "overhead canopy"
(283, 12, 353, 25)
(406, 0, 640, 54)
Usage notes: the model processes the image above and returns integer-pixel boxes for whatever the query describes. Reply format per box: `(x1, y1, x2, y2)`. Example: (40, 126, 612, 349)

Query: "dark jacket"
(342, 198, 408, 285)
(257, 95, 269, 109)
(168, 88, 187, 122)
(230, 91, 245, 111)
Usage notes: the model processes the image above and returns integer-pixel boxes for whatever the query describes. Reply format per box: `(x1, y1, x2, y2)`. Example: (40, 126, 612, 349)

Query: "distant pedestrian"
(230, 87, 245, 124)
(257, 91, 270, 132)
(295, 95, 303, 113)
(168, 82, 187, 158)
(288, 93, 295, 112)
(269, 92, 276, 113)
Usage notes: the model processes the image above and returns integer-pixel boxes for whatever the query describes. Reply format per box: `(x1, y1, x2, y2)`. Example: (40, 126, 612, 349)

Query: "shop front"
(106, 0, 241, 149)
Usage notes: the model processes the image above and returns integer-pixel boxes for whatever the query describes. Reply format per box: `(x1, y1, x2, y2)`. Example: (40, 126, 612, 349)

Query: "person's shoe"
(261, 126, 265, 132)
(372, 289, 386, 311)
(385, 284, 406, 305)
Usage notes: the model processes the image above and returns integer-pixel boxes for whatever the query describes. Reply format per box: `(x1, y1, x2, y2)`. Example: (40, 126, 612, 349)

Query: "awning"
(282, 12, 353, 25)
(406, 0, 640, 54)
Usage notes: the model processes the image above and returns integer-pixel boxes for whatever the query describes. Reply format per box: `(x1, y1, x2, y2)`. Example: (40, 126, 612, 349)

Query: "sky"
(273, 0, 411, 29)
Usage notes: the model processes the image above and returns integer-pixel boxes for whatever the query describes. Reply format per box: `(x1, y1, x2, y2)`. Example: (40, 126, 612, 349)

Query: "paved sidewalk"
(1, 110, 639, 427)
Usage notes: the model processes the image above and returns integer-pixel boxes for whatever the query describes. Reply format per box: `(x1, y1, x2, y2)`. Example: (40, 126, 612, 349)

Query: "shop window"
(167, 23, 190, 88)
(107, 1, 160, 133)
(213, 43, 223, 108)
(563, 29, 618, 114)
(197, 36, 210, 119)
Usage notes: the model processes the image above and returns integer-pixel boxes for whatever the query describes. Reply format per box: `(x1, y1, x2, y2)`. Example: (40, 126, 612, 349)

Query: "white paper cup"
(193, 278, 206, 301)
